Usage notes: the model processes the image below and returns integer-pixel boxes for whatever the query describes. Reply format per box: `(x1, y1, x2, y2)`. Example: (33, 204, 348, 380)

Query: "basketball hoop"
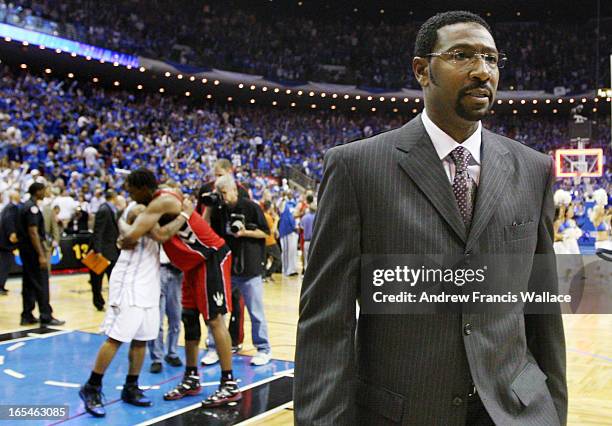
(555, 148, 604, 179)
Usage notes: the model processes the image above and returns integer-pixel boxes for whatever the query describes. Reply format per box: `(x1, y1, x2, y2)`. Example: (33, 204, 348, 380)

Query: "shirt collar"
(421, 109, 481, 165)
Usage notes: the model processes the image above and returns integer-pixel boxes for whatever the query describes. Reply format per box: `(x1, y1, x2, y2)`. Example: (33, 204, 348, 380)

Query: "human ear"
(412, 57, 430, 88)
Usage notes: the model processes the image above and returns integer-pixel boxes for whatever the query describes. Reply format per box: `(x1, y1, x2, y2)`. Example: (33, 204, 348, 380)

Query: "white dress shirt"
(421, 109, 482, 186)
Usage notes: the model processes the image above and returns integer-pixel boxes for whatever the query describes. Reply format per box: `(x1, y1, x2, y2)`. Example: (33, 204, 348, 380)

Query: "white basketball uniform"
(101, 202, 161, 342)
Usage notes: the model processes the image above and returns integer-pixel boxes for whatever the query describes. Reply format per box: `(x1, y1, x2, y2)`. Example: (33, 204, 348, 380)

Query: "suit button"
(452, 396, 464, 406)
(464, 250, 472, 265)
(463, 323, 472, 335)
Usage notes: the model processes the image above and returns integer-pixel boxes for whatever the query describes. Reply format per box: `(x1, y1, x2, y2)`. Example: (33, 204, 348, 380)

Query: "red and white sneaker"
(163, 375, 202, 401)
(201, 380, 242, 408)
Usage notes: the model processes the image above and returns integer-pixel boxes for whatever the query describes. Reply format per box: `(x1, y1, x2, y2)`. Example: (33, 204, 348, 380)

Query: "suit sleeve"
(294, 147, 360, 426)
(6, 206, 18, 235)
(525, 157, 568, 425)
(49, 210, 61, 243)
(91, 207, 108, 253)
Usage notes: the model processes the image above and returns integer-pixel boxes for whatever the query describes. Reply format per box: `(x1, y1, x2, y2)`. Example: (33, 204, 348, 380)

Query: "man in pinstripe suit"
(295, 11, 567, 426)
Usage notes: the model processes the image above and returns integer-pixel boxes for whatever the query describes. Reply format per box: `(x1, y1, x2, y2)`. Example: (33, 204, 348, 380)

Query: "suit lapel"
(465, 129, 514, 251)
(396, 116, 467, 243)
(106, 203, 119, 230)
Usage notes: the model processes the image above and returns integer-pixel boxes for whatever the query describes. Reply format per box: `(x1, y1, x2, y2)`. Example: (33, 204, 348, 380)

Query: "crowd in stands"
(0, 67, 405, 191)
(1, 65, 610, 185)
(2, 0, 609, 93)
(0, 67, 610, 242)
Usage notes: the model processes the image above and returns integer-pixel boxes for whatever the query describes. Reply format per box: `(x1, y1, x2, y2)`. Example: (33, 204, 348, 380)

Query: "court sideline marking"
(0, 329, 72, 346)
(136, 374, 291, 426)
(567, 348, 612, 363)
(235, 401, 293, 426)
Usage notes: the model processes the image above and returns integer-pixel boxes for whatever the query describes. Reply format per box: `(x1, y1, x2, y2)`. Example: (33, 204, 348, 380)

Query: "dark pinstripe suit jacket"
(294, 115, 567, 426)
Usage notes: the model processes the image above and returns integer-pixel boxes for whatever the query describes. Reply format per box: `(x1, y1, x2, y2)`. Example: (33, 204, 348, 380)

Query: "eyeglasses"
(426, 49, 507, 69)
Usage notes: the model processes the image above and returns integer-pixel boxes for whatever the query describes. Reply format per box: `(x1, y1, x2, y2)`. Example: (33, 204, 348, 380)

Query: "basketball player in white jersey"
(79, 200, 193, 417)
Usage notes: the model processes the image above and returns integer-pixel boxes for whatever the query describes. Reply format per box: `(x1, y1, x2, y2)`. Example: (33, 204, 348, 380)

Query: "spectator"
(148, 247, 183, 374)
(0, 190, 20, 295)
(41, 187, 61, 268)
(2, 0, 606, 92)
(53, 188, 78, 227)
(202, 174, 272, 366)
(278, 194, 299, 276)
(65, 206, 89, 235)
(262, 200, 281, 281)
(88, 190, 120, 311)
(300, 202, 316, 272)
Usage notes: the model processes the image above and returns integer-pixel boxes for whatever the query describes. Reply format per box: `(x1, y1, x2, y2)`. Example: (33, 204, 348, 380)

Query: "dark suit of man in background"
(295, 11, 567, 426)
(89, 190, 120, 311)
(0, 191, 21, 295)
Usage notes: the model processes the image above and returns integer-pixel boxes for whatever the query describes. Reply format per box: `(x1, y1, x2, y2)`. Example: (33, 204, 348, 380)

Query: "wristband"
(180, 211, 191, 220)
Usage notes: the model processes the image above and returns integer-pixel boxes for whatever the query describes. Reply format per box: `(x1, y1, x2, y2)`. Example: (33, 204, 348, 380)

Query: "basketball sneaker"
(251, 351, 271, 366)
(79, 383, 106, 417)
(201, 380, 242, 408)
(200, 350, 219, 365)
(163, 374, 202, 400)
(121, 383, 152, 406)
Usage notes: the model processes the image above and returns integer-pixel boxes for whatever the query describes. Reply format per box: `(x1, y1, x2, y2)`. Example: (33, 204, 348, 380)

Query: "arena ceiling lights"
(0, 23, 138, 67)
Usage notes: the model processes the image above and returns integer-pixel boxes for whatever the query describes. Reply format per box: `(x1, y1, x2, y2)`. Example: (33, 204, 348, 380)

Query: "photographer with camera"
(201, 174, 272, 366)
(197, 160, 249, 362)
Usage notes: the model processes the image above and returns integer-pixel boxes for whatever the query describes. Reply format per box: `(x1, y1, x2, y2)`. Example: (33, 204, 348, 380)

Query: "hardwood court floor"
(0, 274, 610, 425)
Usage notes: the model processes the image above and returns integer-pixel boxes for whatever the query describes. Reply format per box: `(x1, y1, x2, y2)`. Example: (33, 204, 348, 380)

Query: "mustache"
(459, 83, 493, 98)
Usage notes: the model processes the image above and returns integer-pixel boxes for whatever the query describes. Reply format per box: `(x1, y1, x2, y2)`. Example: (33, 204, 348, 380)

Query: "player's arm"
(118, 215, 130, 235)
(121, 198, 172, 246)
(149, 199, 195, 243)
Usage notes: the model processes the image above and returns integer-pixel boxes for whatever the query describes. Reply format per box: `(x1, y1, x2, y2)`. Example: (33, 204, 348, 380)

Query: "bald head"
(9, 190, 20, 204)
(213, 159, 233, 178)
(115, 195, 127, 212)
(215, 174, 236, 191)
(162, 179, 180, 189)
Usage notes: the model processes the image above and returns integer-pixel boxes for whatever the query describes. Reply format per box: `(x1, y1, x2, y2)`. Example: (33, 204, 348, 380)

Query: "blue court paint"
(0, 331, 293, 425)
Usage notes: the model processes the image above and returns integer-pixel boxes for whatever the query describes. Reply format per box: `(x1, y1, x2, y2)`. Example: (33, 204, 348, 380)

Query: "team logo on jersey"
(178, 225, 197, 245)
(30, 206, 39, 214)
(213, 292, 224, 307)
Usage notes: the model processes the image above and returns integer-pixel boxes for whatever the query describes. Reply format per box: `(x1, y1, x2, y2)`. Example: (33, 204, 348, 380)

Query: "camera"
(230, 213, 246, 234)
(201, 191, 223, 207)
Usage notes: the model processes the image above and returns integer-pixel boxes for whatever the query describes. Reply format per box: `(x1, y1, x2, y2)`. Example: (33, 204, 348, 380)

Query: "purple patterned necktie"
(449, 146, 475, 227)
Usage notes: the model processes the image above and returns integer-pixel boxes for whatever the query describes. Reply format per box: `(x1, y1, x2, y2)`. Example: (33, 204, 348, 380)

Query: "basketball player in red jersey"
(119, 168, 241, 407)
